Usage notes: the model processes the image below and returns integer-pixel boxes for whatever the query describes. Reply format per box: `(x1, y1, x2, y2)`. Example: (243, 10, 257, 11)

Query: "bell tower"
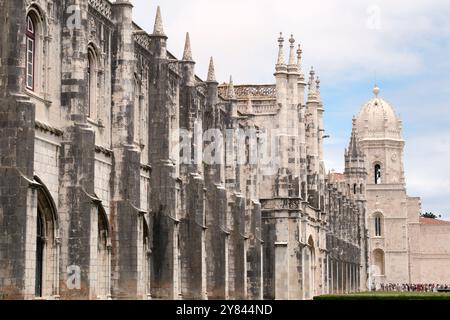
(354, 85, 410, 288)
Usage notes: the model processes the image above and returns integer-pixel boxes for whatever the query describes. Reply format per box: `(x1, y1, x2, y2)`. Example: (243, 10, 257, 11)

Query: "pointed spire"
(288, 34, 296, 66)
(276, 32, 285, 66)
(348, 118, 361, 157)
(182, 32, 193, 61)
(227, 76, 236, 100)
(297, 44, 302, 66)
(307, 66, 320, 102)
(308, 67, 317, 92)
(152, 6, 165, 36)
(316, 76, 322, 102)
(297, 44, 304, 79)
(207, 57, 217, 83)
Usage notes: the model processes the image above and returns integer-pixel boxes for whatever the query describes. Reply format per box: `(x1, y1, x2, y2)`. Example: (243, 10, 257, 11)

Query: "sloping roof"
(329, 172, 345, 181)
(419, 217, 450, 225)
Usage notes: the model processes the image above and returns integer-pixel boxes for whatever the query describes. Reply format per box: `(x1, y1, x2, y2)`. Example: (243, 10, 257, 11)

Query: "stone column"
(247, 201, 263, 299)
(54, 0, 104, 300)
(0, 0, 37, 299)
(109, 1, 144, 299)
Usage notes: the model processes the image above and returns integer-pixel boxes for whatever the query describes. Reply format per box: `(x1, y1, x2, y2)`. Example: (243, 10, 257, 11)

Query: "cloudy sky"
(130, 0, 450, 220)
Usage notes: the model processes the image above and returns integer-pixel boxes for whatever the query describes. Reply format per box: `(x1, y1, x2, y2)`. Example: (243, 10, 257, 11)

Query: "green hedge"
(314, 292, 450, 300)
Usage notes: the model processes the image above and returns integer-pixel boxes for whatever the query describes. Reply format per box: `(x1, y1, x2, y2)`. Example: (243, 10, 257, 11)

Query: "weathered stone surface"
(0, 0, 375, 301)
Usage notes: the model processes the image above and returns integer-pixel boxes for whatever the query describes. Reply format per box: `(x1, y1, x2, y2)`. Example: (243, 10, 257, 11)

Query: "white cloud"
(130, 0, 450, 219)
(131, 0, 450, 83)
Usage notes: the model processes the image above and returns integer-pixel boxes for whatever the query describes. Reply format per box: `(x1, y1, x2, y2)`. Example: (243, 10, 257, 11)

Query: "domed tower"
(354, 85, 412, 288)
(354, 85, 405, 186)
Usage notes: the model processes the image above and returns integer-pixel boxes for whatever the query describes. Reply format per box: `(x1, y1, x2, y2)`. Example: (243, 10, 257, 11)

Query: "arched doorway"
(35, 211, 44, 297)
(308, 236, 316, 299)
(304, 235, 316, 299)
(142, 216, 151, 298)
(34, 177, 59, 298)
(372, 248, 385, 290)
(96, 203, 111, 299)
(373, 249, 385, 276)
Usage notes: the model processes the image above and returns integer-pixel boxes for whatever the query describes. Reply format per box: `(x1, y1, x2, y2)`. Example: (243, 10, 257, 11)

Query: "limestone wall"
(410, 223, 450, 284)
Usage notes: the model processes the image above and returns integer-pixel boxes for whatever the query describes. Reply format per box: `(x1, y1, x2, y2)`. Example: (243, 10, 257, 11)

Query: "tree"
(420, 212, 441, 219)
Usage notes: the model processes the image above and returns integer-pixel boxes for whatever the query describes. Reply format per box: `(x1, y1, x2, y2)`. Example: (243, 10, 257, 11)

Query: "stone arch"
(373, 161, 382, 184)
(372, 212, 384, 237)
(95, 200, 111, 299)
(133, 74, 143, 145)
(26, 3, 48, 94)
(87, 43, 101, 119)
(372, 248, 385, 276)
(34, 176, 59, 298)
(142, 215, 151, 298)
(304, 235, 316, 299)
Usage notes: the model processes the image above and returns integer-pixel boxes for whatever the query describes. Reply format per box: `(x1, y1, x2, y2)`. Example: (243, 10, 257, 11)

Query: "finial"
(297, 44, 303, 64)
(153, 6, 165, 36)
(316, 76, 320, 91)
(373, 84, 380, 97)
(289, 34, 295, 45)
(309, 67, 315, 84)
(182, 32, 193, 61)
(207, 57, 216, 82)
(227, 76, 236, 100)
(308, 66, 317, 93)
(288, 34, 296, 65)
(297, 44, 304, 80)
(277, 32, 285, 65)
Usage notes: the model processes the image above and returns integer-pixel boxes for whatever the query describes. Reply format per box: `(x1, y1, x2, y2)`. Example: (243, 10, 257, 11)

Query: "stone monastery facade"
(0, 0, 368, 299)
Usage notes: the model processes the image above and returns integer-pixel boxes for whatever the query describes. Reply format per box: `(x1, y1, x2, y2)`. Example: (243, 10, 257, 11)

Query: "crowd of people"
(378, 283, 450, 292)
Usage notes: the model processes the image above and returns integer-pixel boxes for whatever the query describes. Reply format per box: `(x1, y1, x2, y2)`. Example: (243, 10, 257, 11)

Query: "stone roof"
(329, 172, 345, 181)
(355, 86, 403, 141)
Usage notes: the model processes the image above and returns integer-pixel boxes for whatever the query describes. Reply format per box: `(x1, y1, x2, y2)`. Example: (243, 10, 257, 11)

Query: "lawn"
(314, 291, 450, 300)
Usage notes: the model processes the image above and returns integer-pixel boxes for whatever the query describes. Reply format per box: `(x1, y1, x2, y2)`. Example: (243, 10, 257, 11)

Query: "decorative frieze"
(35, 121, 63, 137)
(261, 198, 302, 211)
(88, 0, 112, 20)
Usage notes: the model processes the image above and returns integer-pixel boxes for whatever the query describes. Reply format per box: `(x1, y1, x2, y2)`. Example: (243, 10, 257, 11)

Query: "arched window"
(87, 47, 97, 118)
(304, 235, 316, 299)
(34, 177, 58, 298)
(374, 164, 382, 184)
(360, 183, 364, 194)
(134, 78, 142, 145)
(374, 214, 382, 237)
(26, 15, 36, 90)
(353, 184, 357, 194)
